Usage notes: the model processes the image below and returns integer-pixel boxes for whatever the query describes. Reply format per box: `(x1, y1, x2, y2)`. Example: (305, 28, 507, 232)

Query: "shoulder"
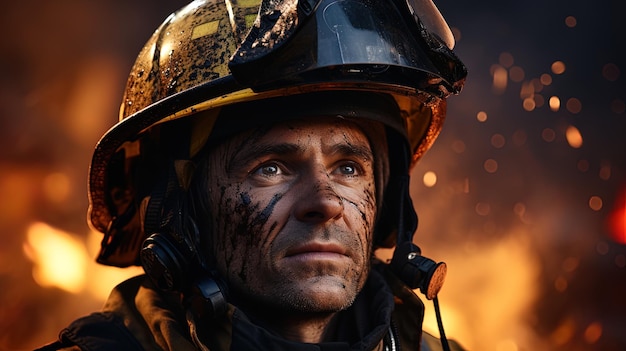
(36, 312, 144, 351)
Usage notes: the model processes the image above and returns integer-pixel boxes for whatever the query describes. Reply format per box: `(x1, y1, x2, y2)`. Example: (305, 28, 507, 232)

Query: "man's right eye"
(253, 163, 282, 176)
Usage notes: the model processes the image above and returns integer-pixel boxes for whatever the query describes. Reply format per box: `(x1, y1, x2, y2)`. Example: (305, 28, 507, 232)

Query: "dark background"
(0, 1, 624, 350)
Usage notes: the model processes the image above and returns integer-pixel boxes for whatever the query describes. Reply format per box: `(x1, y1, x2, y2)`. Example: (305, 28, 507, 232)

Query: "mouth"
(284, 242, 349, 259)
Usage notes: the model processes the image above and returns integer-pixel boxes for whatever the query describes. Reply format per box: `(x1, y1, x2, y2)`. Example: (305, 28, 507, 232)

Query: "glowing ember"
(491, 64, 508, 94)
(484, 159, 498, 173)
(565, 125, 583, 149)
(540, 74, 552, 86)
(523, 98, 536, 111)
(599, 162, 611, 181)
(588, 196, 602, 211)
(476, 111, 488, 122)
(551, 61, 566, 75)
(583, 322, 603, 344)
(549, 96, 561, 111)
(423, 171, 438, 187)
(564, 16, 577, 28)
(565, 98, 582, 114)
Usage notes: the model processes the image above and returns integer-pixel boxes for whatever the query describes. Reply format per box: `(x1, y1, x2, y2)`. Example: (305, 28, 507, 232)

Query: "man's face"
(205, 118, 377, 313)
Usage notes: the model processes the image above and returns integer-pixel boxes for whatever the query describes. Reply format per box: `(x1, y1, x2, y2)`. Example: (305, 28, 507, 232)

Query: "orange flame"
(23, 222, 88, 293)
(22, 222, 144, 299)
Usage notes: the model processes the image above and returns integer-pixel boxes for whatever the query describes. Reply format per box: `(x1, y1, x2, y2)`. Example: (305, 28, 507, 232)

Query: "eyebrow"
(326, 143, 374, 163)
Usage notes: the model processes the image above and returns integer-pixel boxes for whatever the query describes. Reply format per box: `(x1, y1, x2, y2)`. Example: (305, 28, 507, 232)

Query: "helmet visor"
(229, 0, 465, 97)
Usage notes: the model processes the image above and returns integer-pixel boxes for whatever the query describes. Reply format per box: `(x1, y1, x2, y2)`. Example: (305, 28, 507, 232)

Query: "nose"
(293, 171, 344, 223)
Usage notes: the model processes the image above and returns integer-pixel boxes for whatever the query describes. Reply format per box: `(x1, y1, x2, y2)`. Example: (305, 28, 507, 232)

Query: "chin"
(281, 277, 361, 313)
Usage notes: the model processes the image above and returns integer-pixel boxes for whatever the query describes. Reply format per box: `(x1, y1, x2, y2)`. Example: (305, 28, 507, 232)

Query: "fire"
(421, 230, 541, 350)
(23, 222, 88, 293)
(22, 222, 144, 299)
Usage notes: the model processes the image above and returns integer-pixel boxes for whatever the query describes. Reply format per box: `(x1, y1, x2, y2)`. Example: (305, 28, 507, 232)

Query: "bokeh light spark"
(588, 196, 603, 211)
(583, 322, 603, 344)
(540, 74, 552, 86)
(565, 98, 582, 114)
(565, 125, 583, 148)
(423, 171, 438, 187)
(564, 16, 577, 28)
(549, 96, 561, 111)
(523, 98, 536, 111)
(551, 61, 566, 74)
(484, 159, 498, 173)
(476, 111, 488, 122)
(491, 64, 508, 94)
(599, 162, 611, 181)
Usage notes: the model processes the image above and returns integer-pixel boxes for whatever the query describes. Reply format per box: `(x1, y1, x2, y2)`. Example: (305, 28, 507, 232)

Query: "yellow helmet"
(90, 0, 466, 267)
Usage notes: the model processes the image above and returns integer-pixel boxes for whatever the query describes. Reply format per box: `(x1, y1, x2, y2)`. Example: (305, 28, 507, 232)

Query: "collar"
(188, 269, 395, 351)
(102, 265, 425, 351)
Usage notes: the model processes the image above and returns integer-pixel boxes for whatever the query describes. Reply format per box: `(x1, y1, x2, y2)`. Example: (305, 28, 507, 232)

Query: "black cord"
(434, 297, 451, 351)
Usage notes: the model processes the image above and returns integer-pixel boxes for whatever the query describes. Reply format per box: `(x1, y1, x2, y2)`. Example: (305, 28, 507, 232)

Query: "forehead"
(222, 117, 373, 152)
(260, 118, 370, 143)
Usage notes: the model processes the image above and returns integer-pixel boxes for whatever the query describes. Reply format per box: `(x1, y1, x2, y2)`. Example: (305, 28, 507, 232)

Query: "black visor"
(229, 0, 466, 97)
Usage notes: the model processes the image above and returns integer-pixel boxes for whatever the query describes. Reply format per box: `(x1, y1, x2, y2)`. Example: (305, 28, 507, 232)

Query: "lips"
(284, 242, 349, 258)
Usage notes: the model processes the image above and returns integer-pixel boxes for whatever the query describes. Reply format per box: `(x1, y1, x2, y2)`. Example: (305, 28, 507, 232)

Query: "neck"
(245, 306, 340, 343)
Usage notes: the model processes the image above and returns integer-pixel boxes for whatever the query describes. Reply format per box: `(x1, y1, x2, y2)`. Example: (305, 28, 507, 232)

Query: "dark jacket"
(37, 268, 464, 351)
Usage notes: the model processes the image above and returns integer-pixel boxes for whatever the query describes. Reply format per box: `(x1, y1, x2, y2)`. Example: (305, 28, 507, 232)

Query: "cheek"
(211, 184, 285, 283)
(345, 181, 377, 236)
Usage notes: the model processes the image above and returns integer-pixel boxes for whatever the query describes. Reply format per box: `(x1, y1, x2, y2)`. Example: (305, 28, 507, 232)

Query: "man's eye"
(337, 163, 360, 175)
(254, 163, 281, 176)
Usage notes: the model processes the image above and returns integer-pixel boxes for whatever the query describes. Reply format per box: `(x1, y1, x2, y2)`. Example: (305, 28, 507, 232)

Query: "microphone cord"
(434, 297, 451, 351)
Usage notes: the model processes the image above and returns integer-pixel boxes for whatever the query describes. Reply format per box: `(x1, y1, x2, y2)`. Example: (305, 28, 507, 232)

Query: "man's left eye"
(337, 163, 359, 175)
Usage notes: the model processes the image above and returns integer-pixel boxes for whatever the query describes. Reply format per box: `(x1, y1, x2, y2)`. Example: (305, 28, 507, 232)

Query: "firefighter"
(39, 0, 467, 349)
